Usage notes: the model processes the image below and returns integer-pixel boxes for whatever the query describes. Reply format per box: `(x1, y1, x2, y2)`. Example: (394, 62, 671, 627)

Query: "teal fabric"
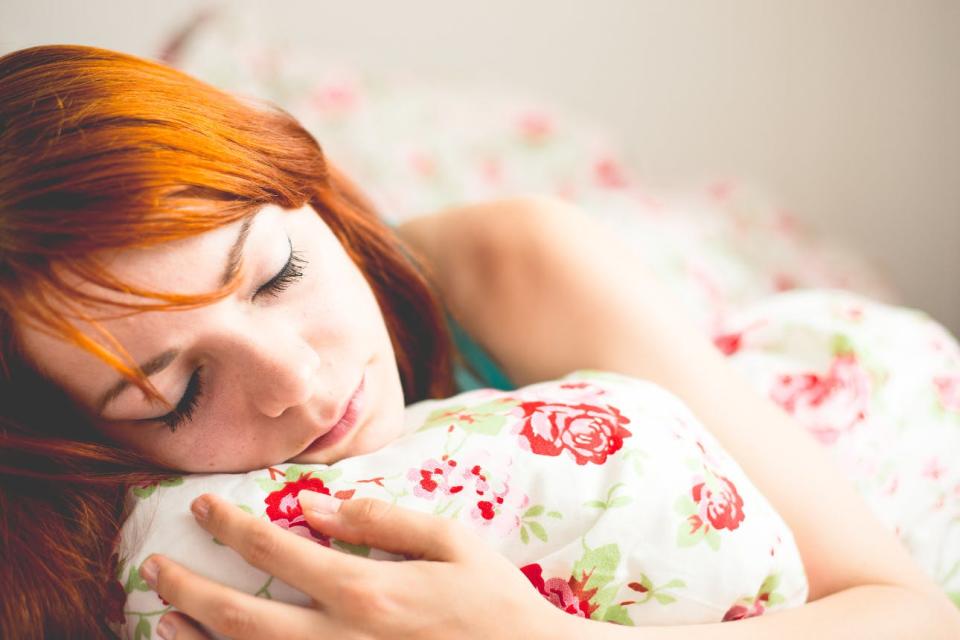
(446, 312, 515, 392)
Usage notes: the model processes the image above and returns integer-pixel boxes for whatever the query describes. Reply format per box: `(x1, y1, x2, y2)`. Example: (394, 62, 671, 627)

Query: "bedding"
(121, 8, 960, 635)
(112, 287, 960, 638)
(158, 4, 898, 338)
(114, 371, 809, 639)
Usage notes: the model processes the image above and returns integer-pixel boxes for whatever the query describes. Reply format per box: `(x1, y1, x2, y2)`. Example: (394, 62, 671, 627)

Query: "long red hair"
(0, 44, 455, 638)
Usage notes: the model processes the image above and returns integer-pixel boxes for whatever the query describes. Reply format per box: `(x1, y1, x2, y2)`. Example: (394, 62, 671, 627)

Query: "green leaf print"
(158, 476, 184, 488)
(333, 540, 371, 557)
(284, 465, 306, 482)
(419, 399, 517, 435)
(256, 478, 284, 493)
(572, 542, 621, 593)
(585, 483, 631, 511)
(676, 518, 706, 548)
(704, 528, 721, 551)
(520, 525, 530, 545)
(124, 565, 151, 593)
(131, 484, 157, 500)
(547, 511, 563, 519)
(523, 505, 545, 518)
(133, 618, 151, 640)
(312, 468, 342, 483)
(832, 333, 855, 357)
(622, 448, 648, 478)
(528, 521, 548, 542)
(594, 584, 619, 610)
(601, 603, 633, 625)
(759, 573, 781, 594)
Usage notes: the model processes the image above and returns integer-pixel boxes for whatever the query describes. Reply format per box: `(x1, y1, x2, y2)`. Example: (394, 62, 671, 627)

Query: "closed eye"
(150, 238, 308, 432)
(256, 237, 308, 299)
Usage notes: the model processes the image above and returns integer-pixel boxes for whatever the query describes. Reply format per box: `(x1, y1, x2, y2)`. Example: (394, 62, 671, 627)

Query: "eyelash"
(158, 245, 309, 432)
(256, 248, 307, 299)
(160, 367, 204, 433)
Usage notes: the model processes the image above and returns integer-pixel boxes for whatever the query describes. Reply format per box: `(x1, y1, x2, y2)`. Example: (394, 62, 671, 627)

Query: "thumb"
(298, 491, 471, 561)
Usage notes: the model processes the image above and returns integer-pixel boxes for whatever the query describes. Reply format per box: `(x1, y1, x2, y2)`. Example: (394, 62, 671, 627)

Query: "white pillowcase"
(115, 371, 807, 638)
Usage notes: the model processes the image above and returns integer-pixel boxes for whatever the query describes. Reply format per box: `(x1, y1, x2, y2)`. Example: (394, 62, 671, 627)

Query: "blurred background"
(2, 0, 958, 334)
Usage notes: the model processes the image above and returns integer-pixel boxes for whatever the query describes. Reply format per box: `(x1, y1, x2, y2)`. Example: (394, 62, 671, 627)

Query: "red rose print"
(768, 353, 871, 445)
(264, 474, 333, 545)
(722, 600, 765, 622)
(516, 401, 632, 465)
(713, 332, 744, 356)
(692, 474, 745, 532)
(520, 563, 599, 618)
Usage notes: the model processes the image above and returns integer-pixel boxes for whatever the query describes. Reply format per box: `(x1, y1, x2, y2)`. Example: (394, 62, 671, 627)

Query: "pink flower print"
(517, 110, 555, 142)
(456, 454, 527, 535)
(407, 150, 436, 178)
(713, 320, 767, 356)
(773, 273, 797, 292)
(768, 353, 871, 445)
(407, 458, 463, 499)
(922, 457, 946, 482)
(310, 78, 360, 113)
(707, 180, 734, 202)
(479, 157, 502, 185)
(593, 156, 628, 188)
(934, 375, 960, 413)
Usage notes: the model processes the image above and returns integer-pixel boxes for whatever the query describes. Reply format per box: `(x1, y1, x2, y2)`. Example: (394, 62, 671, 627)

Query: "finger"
(298, 492, 474, 561)
(140, 554, 317, 640)
(191, 493, 376, 600)
(156, 612, 213, 640)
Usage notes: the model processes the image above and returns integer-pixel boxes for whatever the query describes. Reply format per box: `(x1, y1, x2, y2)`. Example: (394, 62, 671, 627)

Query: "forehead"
(15, 211, 258, 407)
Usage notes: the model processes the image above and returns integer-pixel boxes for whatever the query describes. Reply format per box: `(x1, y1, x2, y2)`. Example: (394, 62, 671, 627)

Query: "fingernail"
(140, 557, 159, 590)
(191, 496, 210, 522)
(299, 490, 342, 515)
(156, 616, 177, 640)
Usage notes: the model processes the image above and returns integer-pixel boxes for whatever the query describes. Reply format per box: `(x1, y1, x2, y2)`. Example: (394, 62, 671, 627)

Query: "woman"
(0, 44, 956, 639)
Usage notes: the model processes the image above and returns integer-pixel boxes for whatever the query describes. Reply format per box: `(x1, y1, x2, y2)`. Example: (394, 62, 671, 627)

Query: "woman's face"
(17, 204, 408, 472)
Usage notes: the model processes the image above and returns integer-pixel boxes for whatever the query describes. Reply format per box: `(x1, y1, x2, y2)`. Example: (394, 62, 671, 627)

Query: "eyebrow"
(95, 216, 254, 415)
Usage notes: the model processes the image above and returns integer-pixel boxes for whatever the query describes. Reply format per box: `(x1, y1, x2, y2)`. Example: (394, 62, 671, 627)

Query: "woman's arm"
(412, 196, 960, 637)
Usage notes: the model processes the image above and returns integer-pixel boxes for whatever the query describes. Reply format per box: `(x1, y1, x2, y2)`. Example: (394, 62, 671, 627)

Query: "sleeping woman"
(0, 45, 957, 639)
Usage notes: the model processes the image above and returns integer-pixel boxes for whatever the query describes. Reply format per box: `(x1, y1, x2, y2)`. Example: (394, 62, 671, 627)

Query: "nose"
(242, 332, 322, 419)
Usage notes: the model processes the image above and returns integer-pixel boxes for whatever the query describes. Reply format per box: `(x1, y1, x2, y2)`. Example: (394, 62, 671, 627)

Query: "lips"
(300, 373, 365, 455)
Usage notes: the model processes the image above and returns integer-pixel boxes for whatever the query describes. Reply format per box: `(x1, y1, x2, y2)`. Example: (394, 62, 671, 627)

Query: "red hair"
(0, 44, 455, 637)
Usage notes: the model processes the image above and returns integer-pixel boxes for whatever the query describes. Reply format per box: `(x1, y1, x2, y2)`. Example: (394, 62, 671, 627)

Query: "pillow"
(114, 370, 807, 638)
(712, 288, 960, 606)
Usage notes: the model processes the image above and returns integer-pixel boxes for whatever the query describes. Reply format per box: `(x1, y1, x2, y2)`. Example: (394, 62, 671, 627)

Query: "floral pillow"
(114, 371, 807, 639)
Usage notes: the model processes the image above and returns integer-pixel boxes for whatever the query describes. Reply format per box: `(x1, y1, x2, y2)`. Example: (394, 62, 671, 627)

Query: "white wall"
(2, 0, 958, 334)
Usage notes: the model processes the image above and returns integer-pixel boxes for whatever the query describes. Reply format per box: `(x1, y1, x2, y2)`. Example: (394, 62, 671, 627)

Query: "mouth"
(299, 372, 366, 456)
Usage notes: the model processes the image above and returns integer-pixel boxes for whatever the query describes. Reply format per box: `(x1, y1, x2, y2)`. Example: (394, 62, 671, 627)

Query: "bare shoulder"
(393, 195, 581, 270)
(393, 194, 583, 302)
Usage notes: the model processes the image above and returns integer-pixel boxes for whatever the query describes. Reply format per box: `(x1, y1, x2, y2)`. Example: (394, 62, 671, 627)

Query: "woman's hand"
(138, 491, 570, 640)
